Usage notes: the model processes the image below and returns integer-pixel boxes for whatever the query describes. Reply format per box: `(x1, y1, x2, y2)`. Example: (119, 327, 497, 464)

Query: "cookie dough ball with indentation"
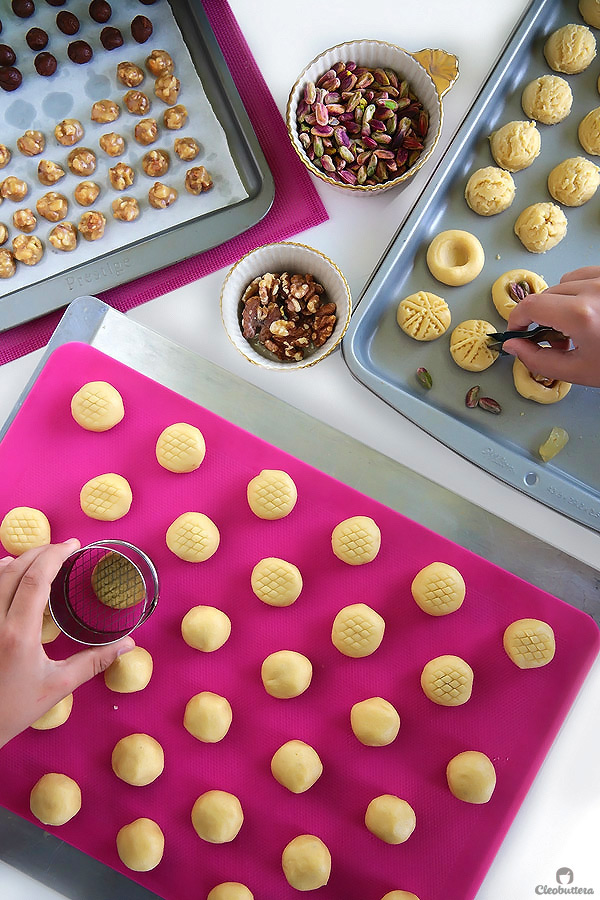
(544, 23, 596, 73)
(491, 268, 548, 321)
(521, 75, 573, 125)
(580, 0, 600, 26)
(489, 120, 541, 172)
(166, 511, 220, 562)
(184, 691, 232, 742)
(421, 654, 473, 706)
(464, 166, 516, 216)
(578, 107, 600, 155)
(332, 603, 385, 658)
(351, 697, 400, 747)
(71, 380, 124, 431)
(104, 646, 153, 693)
(261, 650, 312, 698)
(282, 834, 331, 891)
(503, 617, 555, 668)
(331, 515, 380, 565)
(247, 469, 297, 519)
(411, 561, 466, 616)
(450, 320, 498, 372)
(396, 290, 451, 340)
(446, 750, 496, 803)
(365, 795, 416, 844)
(271, 740, 323, 793)
(191, 790, 243, 844)
(111, 733, 164, 786)
(426, 229, 485, 286)
(207, 885, 254, 900)
(30, 773, 81, 826)
(251, 557, 303, 607)
(31, 694, 73, 730)
(116, 818, 164, 871)
(0, 506, 51, 555)
(512, 357, 572, 403)
(181, 605, 231, 652)
(80, 472, 132, 520)
(155, 422, 205, 473)
(548, 156, 600, 206)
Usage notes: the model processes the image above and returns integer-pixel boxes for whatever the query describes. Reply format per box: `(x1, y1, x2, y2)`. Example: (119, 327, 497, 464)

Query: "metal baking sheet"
(0, 0, 274, 332)
(342, 0, 600, 533)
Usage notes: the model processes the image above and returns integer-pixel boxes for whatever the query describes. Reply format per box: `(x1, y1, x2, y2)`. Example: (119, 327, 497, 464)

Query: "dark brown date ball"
(68, 40, 92, 64)
(56, 11, 80, 34)
(12, 0, 35, 18)
(0, 19, 3, 34)
(46, 0, 66, 5)
(0, 44, 16, 67)
(26, 28, 49, 50)
(131, 14, 153, 43)
(35, 51, 57, 75)
(138, 0, 158, 4)
(0, 67, 22, 91)
(89, 0, 111, 22)
(100, 26, 123, 50)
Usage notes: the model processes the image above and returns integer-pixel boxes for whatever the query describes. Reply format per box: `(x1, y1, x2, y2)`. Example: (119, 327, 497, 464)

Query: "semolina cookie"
(247, 469, 297, 520)
(411, 561, 466, 616)
(155, 422, 206, 473)
(512, 357, 572, 404)
(282, 834, 331, 891)
(80, 473, 132, 521)
(184, 691, 232, 742)
(464, 166, 516, 216)
(489, 120, 541, 172)
(547, 156, 600, 206)
(579, 0, 600, 27)
(251, 557, 303, 607)
(331, 603, 385, 658)
(111, 733, 164, 786)
(396, 290, 451, 340)
(449, 320, 499, 372)
(191, 790, 243, 844)
(0, 506, 50, 555)
(207, 885, 254, 900)
(446, 750, 497, 804)
(521, 75, 573, 125)
(116, 818, 164, 871)
(350, 697, 400, 747)
(91, 551, 145, 609)
(381, 893, 421, 900)
(426, 229, 485, 286)
(578, 107, 600, 155)
(104, 646, 153, 693)
(271, 740, 323, 793)
(30, 773, 81, 826)
(544, 23, 596, 74)
(71, 381, 124, 432)
(181, 605, 231, 651)
(331, 515, 381, 565)
(503, 617, 556, 668)
(491, 268, 548, 321)
(421, 654, 474, 706)
(261, 650, 312, 698)
(166, 511, 220, 562)
(514, 202, 568, 253)
(31, 694, 73, 730)
(41, 605, 61, 644)
(365, 795, 416, 844)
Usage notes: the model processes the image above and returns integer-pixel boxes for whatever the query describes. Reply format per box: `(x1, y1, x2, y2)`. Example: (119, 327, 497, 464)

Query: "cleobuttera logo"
(534, 867, 595, 894)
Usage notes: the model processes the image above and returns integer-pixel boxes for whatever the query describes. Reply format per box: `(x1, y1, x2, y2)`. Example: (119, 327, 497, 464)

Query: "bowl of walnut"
(286, 39, 458, 192)
(220, 241, 352, 369)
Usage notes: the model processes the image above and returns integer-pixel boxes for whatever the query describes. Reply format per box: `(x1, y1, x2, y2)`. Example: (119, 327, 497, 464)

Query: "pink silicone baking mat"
(0, 342, 598, 900)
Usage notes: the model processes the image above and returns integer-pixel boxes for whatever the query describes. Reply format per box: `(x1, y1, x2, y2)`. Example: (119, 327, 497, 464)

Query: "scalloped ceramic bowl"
(220, 241, 352, 370)
(286, 39, 458, 192)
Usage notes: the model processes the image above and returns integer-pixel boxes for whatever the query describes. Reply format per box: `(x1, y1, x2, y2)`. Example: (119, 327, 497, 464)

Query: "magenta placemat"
(0, 342, 598, 900)
(0, 0, 328, 367)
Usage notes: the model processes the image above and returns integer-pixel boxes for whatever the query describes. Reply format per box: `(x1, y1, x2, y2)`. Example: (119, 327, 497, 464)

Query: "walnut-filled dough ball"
(544, 23, 596, 74)
(68, 147, 96, 176)
(148, 181, 177, 208)
(124, 90, 150, 115)
(112, 196, 139, 222)
(142, 148, 169, 177)
(36, 191, 68, 222)
(12, 234, 43, 264)
(48, 221, 77, 251)
(146, 49, 174, 77)
(0, 248, 16, 278)
(38, 159, 65, 186)
(163, 104, 187, 130)
(13, 208, 36, 232)
(174, 137, 200, 161)
(521, 75, 573, 125)
(117, 61, 145, 87)
(74, 180, 100, 206)
(0, 145, 11, 168)
(78, 210, 106, 241)
(134, 117, 158, 145)
(0, 224, 8, 245)
(185, 166, 213, 195)
(99, 132, 125, 157)
(55, 119, 84, 147)
(17, 129, 45, 156)
(154, 73, 180, 105)
(547, 156, 600, 206)
(109, 162, 135, 190)
(91, 99, 120, 123)
(1, 176, 28, 202)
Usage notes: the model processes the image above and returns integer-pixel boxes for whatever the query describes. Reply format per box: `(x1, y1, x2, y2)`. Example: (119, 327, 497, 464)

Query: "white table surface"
(1, 0, 599, 897)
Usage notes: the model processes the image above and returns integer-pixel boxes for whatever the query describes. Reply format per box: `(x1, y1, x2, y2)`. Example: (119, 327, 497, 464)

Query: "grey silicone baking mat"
(343, 0, 600, 533)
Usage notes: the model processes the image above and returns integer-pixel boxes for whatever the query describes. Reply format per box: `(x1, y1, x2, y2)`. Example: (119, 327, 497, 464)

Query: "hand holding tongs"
(487, 324, 570, 353)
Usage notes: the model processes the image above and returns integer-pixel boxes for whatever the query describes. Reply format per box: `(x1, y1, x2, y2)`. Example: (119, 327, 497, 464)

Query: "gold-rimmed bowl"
(286, 39, 458, 193)
(220, 241, 352, 370)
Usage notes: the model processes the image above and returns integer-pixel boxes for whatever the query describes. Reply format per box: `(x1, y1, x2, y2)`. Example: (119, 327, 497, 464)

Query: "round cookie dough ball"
(350, 697, 400, 747)
(426, 229, 485, 286)
(181, 605, 231, 652)
(166, 511, 220, 562)
(446, 750, 497, 804)
(31, 694, 73, 730)
(514, 202, 567, 253)
(365, 795, 416, 844)
(396, 290, 451, 340)
(207, 885, 254, 900)
(521, 75, 573, 125)
(332, 603, 385, 658)
(578, 107, 600, 155)
(30, 773, 81, 826)
(548, 156, 600, 206)
(512, 357, 572, 403)
(464, 166, 516, 216)
(41, 605, 61, 644)
(489, 120, 541, 172)
(271, 740, 323, 793)
(331, 515, 381, 565)
(544, 23, 596, 74)
(251, 557, 303, 607)
(184, 691, 232, 742)
(261, 650, 312, 698)
(247, 469, 297, 520)
(411, 561, 466, 616)
(116, 818, 164, 871)
(111, 733, 164, 786)
(381, 893, 420, 900)
(104, 646, 153, 693)
(421, 654, 474, 706)
(503, 617, 556, 668)
(491, 268, 548, 321)
(449, 320, 498, 372)
(191, 790, 243, 844)
(80, 473, 132, 521)
(0, 506, 50, 555)
(579, 0, 600, 27)
(281, 834, 331, 891)
(155, 422, 206, 473)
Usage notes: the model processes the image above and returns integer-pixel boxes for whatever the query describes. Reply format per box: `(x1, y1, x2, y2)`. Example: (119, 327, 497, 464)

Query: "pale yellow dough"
(521, 75, 573, 125)
(191, 790, 243, 843)
(42, 604, 61, 644)
(503, 617, 556, 668)
(30, 773, 81, 826)
(381, 893, 420, 900)
(181, 605, 231, 651)
(91, 550, 145, 609)
(396, 290, 451, 340)
(548, 156, 600, 205)
(350, 697, 400, 746)
(31, 694, 73, 730)
(489, 120, 541, 172)
(512, 357, 572, 403)
(155, 422, 206, 473)
(446, 751, 497, 804)
(80, 473, 132, 521)
(579, 0, 600, 27)
(0, 506, 50, 555)
(271, 740, 323, 793)
(426, 229, 485, 286)
(251, 557, 303, 607)
(491, 268, 548, 321)
(544, 23, 596, 74)
(247, 469, 297, 520)
(281, 834, 331, 891)
(411, 561, 465, 616)
(116, 818, 164, 871)
(421, 654, 474, 706)
(449, 320, 498, 372)
(464, 166, 516, 216)
(261, 650, 312, 698)
(184, 691, 232, 742)
(331, 515, 381, 565)
(578, 107, 600, 155)
(166, 511, 220, 562)
(365, 795, 416, 844)
(207, 884, 254, 900)
(331, 603, 385, 658)
(514, 202, 567, 253)
(104, 646, 153, 693)
(71, 381, 124, 432)
(111, 733, 164, 786)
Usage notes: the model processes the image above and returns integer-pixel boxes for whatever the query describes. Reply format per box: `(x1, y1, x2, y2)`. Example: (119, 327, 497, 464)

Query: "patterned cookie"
(166, 512, 220, 562)
(396, 291, 451, 341)
(503, 618, 555, 668)
(0, 506, 51, 555)
(91, 551, 145, 609)
(247, 469, 297, 520)
(155, 422, 206, 473)
(80, 473, 133, 521)
(71, 381, 124, 432)
(251, 557, 303, 607)
(331, 603, 385, 658)
(331, 515, 381, 565)
(420, 654, 474, 706)
(449, 320, 499, 372)
(411, 561, 466, 616)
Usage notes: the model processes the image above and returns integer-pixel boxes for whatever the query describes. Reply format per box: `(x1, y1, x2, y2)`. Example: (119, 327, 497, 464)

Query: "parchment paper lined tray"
(343, 0, 600, 533)
(0, 341, 598, 900)
(0, 0, 273, 331)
